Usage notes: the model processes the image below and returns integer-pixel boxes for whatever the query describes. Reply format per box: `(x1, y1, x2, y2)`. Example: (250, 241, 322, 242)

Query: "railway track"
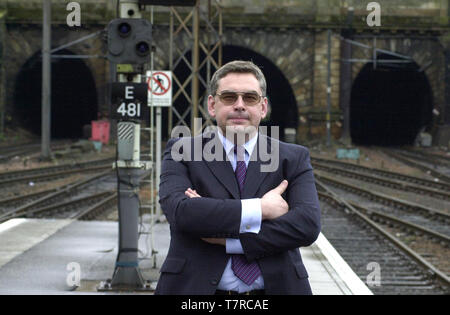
(73, 192, 118, 220)
(0, 158, 114, 208)
(312, 160, 450, 201)
(0, 143, 41, 163)
(0, 157, 114, 187)
(314, 171, 450, 235)
(0, 141, 69, 163)
(381, 149, 450, 184)
(0, 170, 115, 223)
(390, 147, 450, 168)
(311, 155, 450, 191)
(316, 179, 449, 294)
(0, 168, 152, 224)
(347, 200, 450, 245)
(22, 190, 116, 220)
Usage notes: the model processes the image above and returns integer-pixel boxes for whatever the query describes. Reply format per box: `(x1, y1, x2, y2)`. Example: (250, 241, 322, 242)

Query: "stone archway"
(14, 49, 98, 138)
(351, 37, 444, 125)
(170, 44, 299, 141)
(220, 45, 299, 140)
(224, 29, 316, 112)
(350, 53, 433, 145)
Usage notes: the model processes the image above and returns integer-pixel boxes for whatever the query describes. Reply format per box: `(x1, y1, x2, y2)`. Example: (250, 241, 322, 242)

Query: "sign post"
(147, 71, 172, 217)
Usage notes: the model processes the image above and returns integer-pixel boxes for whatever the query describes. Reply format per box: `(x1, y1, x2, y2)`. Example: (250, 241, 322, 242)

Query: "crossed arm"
(184, 181, 290, 246)
(159, 139, 321, 260)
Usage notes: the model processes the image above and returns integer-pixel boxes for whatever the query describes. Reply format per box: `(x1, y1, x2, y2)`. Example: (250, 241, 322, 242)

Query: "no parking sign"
(147, 71, 172, 107)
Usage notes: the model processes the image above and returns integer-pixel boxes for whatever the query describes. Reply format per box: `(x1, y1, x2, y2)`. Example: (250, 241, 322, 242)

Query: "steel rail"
(316, 179, 450, 288)
(314, 171, 450, 222)
(0, 147, 40, 162)
(72, 193, 118, 220)
(312, 161, 450, 201)
(0, 191, 114, 222)
(0, 141, 70, 163)
(0, 157, 114, 181)
(0, 170, 112, 224)
(0, 188, 57, 208)
(0, 165, 112, 187)
(345, 199, 450, 245)
(392, 148, 450, 167)
(382, 150, 450, 183)
(311, 155, 450, 191)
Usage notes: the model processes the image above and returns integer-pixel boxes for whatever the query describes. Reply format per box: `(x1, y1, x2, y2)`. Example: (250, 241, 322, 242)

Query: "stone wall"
(305, 30, 342, 141)
(351, 36, 445, 123)
(2, 0, 448, 28)
(0, 0, 449, 143)
(3, 24, 109, 120)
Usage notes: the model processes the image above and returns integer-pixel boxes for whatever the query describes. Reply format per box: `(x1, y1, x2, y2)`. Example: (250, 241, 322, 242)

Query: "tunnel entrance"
(350, 54, 433, 146)
(14, 49, 98, 139)
(170, 45, 298, 141)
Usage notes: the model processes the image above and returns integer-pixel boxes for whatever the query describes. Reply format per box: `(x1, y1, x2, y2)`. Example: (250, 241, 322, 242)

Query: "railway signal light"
(106, 18, 152, 64)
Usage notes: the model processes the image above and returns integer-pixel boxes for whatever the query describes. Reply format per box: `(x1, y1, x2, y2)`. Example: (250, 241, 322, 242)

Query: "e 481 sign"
(111, 83, 148, 120)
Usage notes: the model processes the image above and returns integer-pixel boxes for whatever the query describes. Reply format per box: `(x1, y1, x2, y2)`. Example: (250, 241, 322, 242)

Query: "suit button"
(210, 279, 218, 285)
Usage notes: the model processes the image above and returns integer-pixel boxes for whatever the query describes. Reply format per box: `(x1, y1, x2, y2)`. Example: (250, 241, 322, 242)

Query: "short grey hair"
(209, 60, 267, 96)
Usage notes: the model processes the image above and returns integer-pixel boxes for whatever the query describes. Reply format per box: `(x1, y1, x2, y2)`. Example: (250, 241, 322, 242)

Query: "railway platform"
(0, 217, 372, 295)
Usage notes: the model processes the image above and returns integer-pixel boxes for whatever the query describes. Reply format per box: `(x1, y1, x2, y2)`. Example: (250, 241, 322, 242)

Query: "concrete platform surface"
(0, 218, 372, 295)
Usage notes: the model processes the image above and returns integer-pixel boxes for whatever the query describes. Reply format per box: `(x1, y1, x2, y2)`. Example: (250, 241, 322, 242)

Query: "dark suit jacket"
(155, 131, 321, 295)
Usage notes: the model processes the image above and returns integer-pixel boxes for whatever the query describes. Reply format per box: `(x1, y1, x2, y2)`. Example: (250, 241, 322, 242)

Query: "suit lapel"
(202, 131, 274, 200)
(202, 132, 240, 199)
(242, 134, 271, 198)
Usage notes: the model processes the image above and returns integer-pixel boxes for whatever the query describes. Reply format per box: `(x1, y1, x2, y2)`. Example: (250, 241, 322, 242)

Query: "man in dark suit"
(156, 61, 321, 295)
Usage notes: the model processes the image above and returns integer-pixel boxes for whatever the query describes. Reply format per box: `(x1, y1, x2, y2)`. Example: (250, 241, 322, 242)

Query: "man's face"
(208, 72, 268, 140)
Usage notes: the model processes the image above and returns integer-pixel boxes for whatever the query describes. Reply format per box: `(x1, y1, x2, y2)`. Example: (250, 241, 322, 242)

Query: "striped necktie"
(232, 145, 262, 285)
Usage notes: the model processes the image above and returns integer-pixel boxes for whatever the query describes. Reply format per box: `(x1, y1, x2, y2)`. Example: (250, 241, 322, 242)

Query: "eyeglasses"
(215, 91, 263, 106)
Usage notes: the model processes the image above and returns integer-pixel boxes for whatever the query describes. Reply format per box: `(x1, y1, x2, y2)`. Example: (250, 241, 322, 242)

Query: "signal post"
(98, 0, 152, 291)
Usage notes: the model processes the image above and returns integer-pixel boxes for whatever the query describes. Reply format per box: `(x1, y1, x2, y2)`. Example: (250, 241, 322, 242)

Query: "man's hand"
(200, 238, 226, 246)
(261, 180, 289, 220)
(185, 188, 201, 198)
(185, 187, 226, 246)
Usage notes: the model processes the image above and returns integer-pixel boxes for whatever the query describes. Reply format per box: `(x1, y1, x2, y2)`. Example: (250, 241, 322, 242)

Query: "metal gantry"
(169, 0, 222, 136)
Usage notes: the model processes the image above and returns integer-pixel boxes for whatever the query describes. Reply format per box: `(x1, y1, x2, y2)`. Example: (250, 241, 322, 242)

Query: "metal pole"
(206, 0, 211, 90)
(340, 34, 352, 142)
(168, 9, 174, 138)
(191, 0, 200, 135)
(41, 0, 51, 158)
(326, 29, 332, 147)
(218, 1, 223, 67)
(148, 7, 157, 267)
(0, 12, 5, 136)
(150, 4, 161, 222)
(156, 107, 161, 212)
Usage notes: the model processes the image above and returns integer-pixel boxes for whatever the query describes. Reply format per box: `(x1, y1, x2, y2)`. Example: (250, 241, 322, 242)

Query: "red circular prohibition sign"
(147, 72, 171, 96)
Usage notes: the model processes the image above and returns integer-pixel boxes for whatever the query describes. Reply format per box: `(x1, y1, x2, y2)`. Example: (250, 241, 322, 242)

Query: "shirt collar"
(217, 128, 258, 157)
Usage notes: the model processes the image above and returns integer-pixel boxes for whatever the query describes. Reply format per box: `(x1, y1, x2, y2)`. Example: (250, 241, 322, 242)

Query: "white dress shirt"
(216, 129, 264, 292)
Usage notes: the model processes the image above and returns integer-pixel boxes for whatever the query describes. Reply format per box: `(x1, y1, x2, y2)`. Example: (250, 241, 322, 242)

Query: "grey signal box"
(117, 122, 140, 161)
(107, 18, 152, 65)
